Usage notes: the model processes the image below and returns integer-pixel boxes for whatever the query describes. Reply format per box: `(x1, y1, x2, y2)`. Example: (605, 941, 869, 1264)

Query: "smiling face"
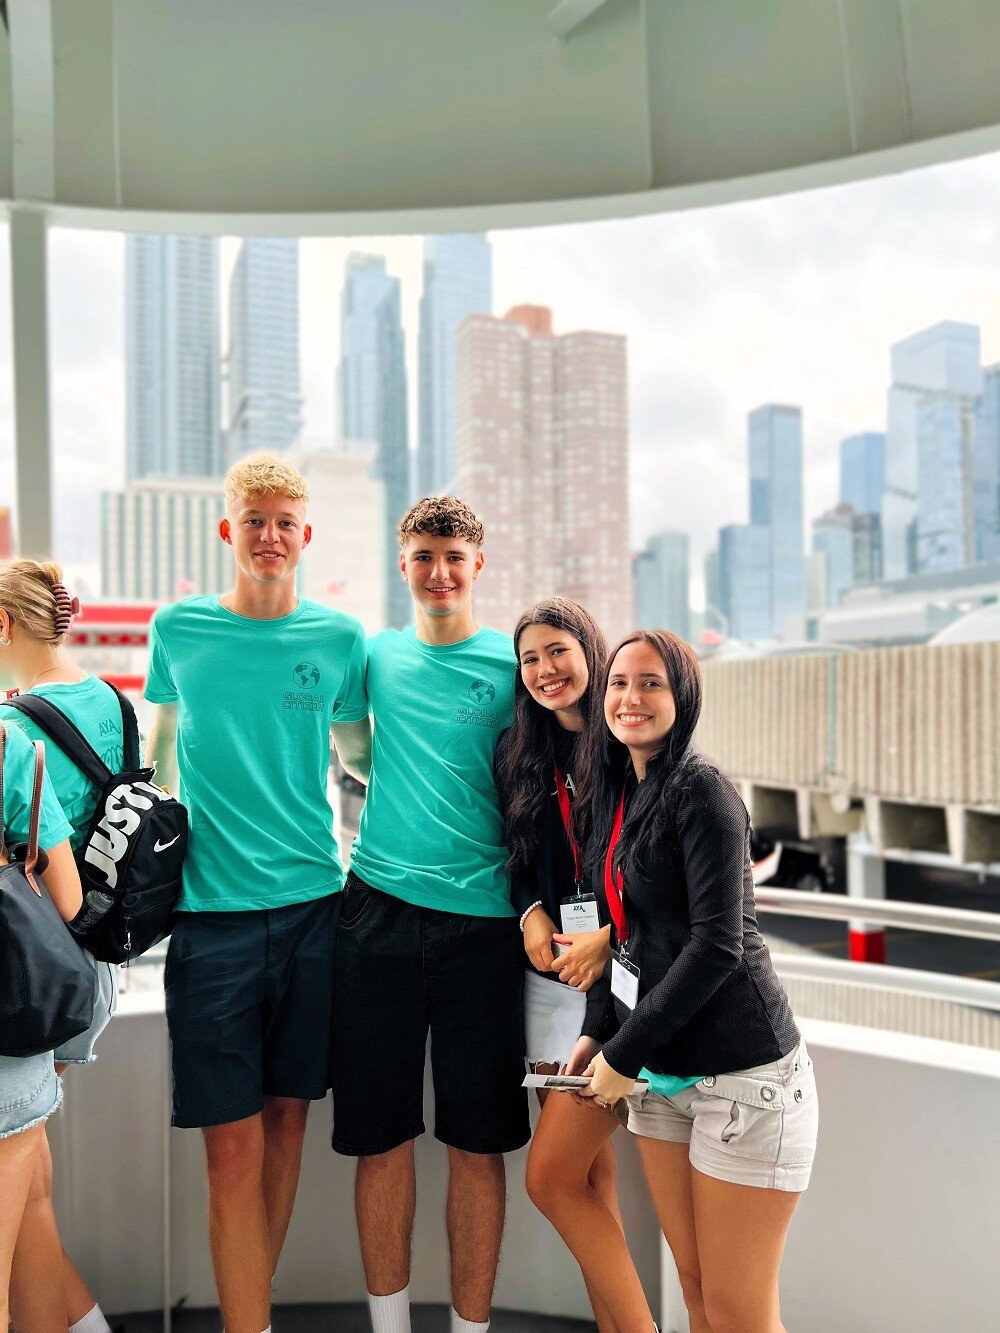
(604, 638, 677, 762)
(517, 623, 589, 728)
(399, 534, 483, 619)
(220, 490, 311, 585)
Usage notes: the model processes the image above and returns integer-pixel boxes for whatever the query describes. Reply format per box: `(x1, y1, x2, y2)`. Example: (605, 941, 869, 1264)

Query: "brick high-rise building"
(456, 305, 630, 641)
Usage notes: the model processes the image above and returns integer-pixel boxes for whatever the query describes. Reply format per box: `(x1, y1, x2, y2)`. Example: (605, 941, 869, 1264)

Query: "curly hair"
(397, 495, 484, 548)
(224, 454, 309, 511)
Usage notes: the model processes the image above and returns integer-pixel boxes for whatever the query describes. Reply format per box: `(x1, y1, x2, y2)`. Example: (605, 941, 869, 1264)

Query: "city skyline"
(9, 148, 1000, 596)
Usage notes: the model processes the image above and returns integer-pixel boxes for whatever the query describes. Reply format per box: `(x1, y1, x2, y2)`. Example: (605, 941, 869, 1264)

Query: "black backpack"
(5, 685, 188, 964)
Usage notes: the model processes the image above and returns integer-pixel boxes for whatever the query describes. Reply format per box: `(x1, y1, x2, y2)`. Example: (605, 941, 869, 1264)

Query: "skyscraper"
(840, 432, 886, 515)
(883, 322, 982, 577)
(634, 531, 690, 639)
(456, 306, 630, 641)
(748, 404, 806, 635)
(338, 253, 409, 628)
(125, 234, 221, 480)
(719, 524, 770, 642)
(851, 510, 883, 586)
(227, 238, 302, 463)
(973, 364, 1000, 562)
(418, 234, 492, 496)
(704, 549, 723, 632)
(812, 505, 856, 607)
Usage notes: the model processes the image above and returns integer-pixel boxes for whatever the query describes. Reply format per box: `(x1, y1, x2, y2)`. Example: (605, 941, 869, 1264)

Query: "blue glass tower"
(973, 365, 1000, 563)
(748, 405, 806, 636)
(338, 253, 410, 628)
(634, 530, 690, 639)
(228, 238, 302, 463)
(839, 433, 886, 515)
(418, 234, 492, 496)
(719, 524, 771, 642)
(125, 235, 221, 480)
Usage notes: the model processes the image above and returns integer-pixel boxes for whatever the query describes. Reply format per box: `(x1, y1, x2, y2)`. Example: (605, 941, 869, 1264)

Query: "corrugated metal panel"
(698, 642, 998, 809)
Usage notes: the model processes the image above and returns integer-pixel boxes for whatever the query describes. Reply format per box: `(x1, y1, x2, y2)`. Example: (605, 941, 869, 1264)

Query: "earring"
(0, 637, 9, 647)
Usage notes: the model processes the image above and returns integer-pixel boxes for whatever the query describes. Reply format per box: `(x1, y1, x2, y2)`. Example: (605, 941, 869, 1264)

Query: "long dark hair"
(577, 629, 703, 884)
(496, 598, 608, 872)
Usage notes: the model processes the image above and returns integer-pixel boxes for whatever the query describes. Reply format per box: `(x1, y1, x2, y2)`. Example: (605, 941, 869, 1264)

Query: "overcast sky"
(4, 146, 1000, 601)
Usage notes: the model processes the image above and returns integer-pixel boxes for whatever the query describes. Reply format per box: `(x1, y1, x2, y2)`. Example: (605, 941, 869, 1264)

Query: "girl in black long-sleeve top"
(572, 630, 818, 1333)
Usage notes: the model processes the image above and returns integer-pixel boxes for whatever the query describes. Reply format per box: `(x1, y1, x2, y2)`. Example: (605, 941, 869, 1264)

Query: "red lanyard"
(603, 788, 627, 942)
(553, 766, 583, 889)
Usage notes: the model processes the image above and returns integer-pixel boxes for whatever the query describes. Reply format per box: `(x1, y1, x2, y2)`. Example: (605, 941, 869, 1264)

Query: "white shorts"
(625, 1040, 818, 1192)
(524, 969, 586, 1068)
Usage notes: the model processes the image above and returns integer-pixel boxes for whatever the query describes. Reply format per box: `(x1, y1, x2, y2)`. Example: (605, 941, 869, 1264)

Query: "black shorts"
(331, 872, 530, 1157)
(165, 894, 340, 1129)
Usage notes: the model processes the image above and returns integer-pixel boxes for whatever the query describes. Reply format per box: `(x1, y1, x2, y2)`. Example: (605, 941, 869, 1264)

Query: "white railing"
(757, 887, 1000, 1018)
(755, 885, 1000, 941)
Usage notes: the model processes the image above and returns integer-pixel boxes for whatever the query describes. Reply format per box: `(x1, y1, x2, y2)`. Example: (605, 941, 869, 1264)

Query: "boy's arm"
(146, 703, 179, 792)
(331, 718, 372, 785)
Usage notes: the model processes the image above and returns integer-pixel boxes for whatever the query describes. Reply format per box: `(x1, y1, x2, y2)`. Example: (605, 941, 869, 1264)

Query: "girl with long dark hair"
(540, 630, 818, 1333)
(494, 598, 627, 1316)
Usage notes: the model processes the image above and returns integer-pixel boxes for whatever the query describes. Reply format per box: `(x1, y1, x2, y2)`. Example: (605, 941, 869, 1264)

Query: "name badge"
(611, 950, 640, 1010)
(559, 893, 600, 935)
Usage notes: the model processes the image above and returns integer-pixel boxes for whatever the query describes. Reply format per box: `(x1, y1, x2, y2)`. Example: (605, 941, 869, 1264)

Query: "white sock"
(70, 1306, 112, 1333)
(451, 1310, 489, 1333)
(368, 1285, 411, 1333)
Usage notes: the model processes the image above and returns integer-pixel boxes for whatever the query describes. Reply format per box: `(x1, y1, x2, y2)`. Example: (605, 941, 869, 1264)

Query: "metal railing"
(757, 887, 1000, 1017)
(755, 886, 1000, 942)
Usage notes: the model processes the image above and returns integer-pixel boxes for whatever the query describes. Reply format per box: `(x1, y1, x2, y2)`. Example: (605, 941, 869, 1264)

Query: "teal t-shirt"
(641, 1069, 702, 1098)
(144, 595, 368, 913)
(1, 719, 73, 850)
(350, 625, 516, 917)
(0, 676, 123, 850)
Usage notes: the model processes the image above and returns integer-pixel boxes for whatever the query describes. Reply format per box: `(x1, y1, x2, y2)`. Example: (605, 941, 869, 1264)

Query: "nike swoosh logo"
(154, 837, 180, 853)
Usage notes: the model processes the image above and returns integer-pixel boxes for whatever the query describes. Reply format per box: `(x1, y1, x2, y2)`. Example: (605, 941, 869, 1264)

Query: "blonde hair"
(397, 495, 484, 548)
(0, 560, 77, 645)
(224, 454, 309, 512)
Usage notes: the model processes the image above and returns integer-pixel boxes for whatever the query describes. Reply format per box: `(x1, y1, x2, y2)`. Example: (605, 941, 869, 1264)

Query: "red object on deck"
(849, 929, 886, 964)
(77, 603, 156, 625)
(102, 675, 147, 694)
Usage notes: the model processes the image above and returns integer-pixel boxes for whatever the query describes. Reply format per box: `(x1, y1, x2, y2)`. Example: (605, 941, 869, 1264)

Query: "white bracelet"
(519, 900, 544, 932)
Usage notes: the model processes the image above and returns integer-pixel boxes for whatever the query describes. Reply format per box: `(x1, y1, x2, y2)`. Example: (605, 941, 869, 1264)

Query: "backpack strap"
(4, 694, 112, 788)
(25, 739, 43, 877)
(103, 681, 141, 771)
(0, 721, 7, 862)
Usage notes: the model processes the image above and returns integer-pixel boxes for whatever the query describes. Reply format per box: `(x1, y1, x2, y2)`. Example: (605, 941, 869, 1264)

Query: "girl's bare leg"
(526, 1090, 652, 1331)
(0, 1125, 48, 1330)
(9, 1128, 69, 1332)
(691, 1167, 801, 1333)
(635, 1137, 711, 1333)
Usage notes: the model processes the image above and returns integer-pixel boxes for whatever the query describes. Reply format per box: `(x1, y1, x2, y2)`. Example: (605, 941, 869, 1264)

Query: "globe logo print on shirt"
(469, 680, 496, 706)
(293, 663, 321, 689)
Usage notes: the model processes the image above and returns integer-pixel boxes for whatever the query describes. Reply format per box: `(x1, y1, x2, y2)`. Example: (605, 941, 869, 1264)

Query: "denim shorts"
(0, 1052, 62, 1139)
(625, 1040, 818, 1192)
(54, 956, 118, 1065)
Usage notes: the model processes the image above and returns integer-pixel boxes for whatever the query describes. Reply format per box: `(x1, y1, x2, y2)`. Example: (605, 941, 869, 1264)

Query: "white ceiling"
(3, 0, 1000, 233)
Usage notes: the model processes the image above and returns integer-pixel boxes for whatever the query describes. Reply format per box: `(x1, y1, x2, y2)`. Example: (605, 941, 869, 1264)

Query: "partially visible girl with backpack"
(0, 712, 82, 1330)
(0, 560, 122, 1333)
